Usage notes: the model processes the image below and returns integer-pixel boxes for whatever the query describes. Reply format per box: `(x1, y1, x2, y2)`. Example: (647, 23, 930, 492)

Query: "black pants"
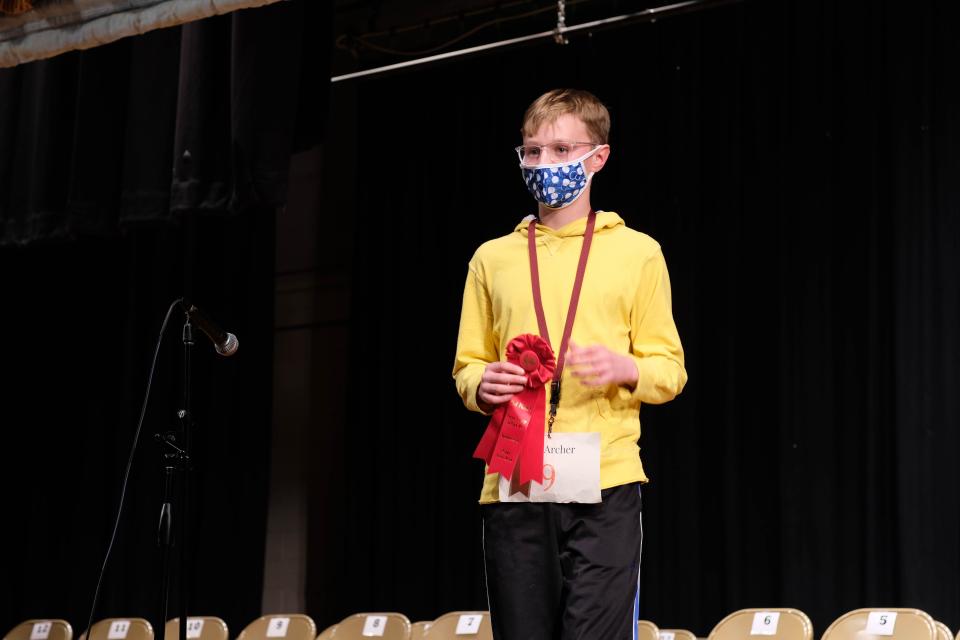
(481, 483, 644, 640)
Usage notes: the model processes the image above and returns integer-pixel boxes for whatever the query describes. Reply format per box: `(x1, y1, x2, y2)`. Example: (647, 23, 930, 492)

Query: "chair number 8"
(542, 464, 556, 491)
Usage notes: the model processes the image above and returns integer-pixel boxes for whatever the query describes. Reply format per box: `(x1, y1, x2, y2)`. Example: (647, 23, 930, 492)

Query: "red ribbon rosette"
(473, 334, 556, 485)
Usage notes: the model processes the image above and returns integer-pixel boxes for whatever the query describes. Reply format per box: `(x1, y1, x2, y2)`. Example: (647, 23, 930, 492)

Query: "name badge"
(499, 432, 601, 503)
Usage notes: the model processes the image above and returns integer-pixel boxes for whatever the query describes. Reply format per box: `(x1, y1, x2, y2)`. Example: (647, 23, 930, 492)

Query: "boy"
(452, 89, 687, 640)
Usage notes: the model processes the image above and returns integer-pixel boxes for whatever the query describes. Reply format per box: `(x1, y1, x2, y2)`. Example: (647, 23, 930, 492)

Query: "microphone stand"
(156, 314, 195, 640)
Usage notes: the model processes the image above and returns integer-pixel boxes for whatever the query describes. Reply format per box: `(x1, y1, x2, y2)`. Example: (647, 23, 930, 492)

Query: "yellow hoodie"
(453, 211, 687, 504)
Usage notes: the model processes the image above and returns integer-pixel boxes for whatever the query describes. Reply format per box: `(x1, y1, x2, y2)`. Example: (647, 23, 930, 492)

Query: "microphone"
(182, 300, 239, 357)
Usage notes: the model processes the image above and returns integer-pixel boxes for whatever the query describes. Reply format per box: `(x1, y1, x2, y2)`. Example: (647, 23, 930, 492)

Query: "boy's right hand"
(477, 361, 528, 413)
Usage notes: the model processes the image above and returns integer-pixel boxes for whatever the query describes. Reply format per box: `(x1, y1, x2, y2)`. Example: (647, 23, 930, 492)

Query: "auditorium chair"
(4, 620, 73, 640)
(821, 608, 936, 640)
(163, 617, 228, 640)
(78, 619, 153, 640)
(329, 613, 409, 639)
(658, 629, 697, 640)
(315, 625, 336, 640)
(637, 620, 659, 640)
(708, 608, 812, 640)
(935, 621, 952, 640)
(408, 622, 430, 640)
(236, 615, 315, 640)
(423, 612, 490, 639)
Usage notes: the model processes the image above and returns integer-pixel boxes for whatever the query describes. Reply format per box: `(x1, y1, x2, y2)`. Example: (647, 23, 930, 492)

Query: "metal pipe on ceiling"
(331, 0, 741, 83)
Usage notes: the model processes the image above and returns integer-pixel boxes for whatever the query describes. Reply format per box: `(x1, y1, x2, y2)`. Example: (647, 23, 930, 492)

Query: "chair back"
(164, 618, 228, 640)
(79, 619, 154, 640)
(638, 620, 659, 640)
(236, 615, 316, 640)
(423, 613, 489, 640)
(409, 622, 430, 640)
(708, 608, 812, 640)
(934, 621, 952, 640)
(821, 608, 936, 640)
(315, 625, 336, 640)
(658, 630, 697, 640)
(4, 620, 73, 640)
(330, 613, 409, 640)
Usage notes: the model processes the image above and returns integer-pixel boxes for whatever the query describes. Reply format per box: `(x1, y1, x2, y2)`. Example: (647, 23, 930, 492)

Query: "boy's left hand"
(566, 341, 639, 389)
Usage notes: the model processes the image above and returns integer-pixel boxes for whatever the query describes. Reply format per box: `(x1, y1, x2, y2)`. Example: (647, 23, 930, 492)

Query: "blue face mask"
(520, 148, 597, 209)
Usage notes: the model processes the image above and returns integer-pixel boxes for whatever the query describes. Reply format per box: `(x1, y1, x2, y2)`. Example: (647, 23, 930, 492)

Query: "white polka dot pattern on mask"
(521, 159, 592, 209)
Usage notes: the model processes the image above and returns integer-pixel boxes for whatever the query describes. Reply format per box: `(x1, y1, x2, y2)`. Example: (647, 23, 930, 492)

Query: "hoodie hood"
(515, 210, 625, 238)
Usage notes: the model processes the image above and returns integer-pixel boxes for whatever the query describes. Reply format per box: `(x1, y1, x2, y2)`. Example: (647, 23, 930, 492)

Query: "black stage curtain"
(0, 1, 323, 244)
(0, 213, 276, 636)
(318, 0, 960, 635)
(0, 1, 329, 636)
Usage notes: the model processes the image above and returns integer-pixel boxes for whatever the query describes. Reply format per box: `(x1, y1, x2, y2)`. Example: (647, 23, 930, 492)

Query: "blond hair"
(521, 88, 610, 144)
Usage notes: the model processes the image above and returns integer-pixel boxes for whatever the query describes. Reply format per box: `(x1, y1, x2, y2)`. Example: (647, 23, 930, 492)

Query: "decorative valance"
(0, 0, 283, 67)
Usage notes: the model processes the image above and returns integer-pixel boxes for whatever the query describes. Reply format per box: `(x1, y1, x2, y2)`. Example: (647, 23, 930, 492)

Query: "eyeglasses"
(514, 141, 599, 166)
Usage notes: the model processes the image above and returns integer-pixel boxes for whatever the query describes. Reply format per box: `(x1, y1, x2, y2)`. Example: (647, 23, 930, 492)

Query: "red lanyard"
(527, 210, 596, 435)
